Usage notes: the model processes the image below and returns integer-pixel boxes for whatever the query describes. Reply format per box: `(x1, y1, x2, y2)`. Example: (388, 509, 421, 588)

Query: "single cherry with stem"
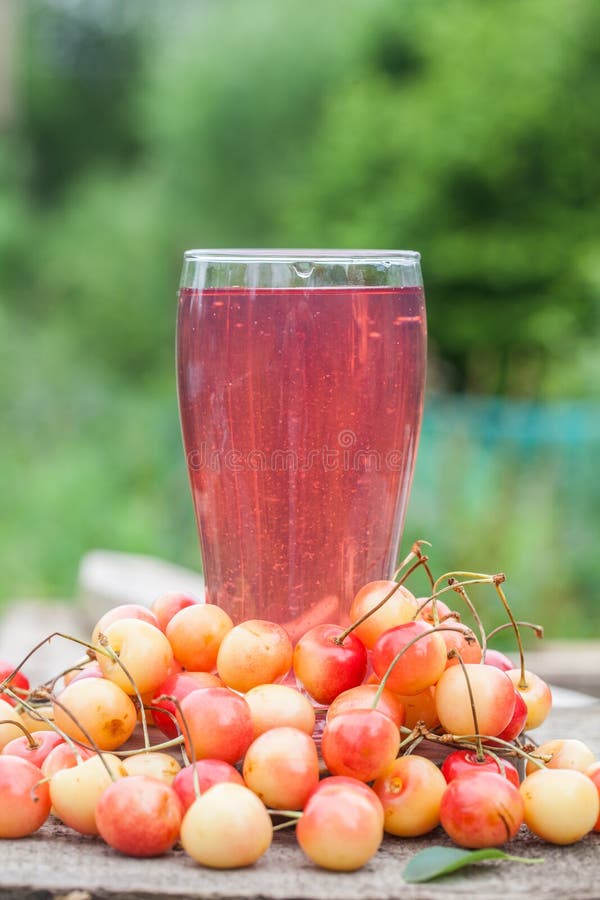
(334, 551, 431, 647)
(435, 660, 516, 740)
(0, 720, 63, 769)
(371, 623, 477, 702)
(445, 649, 486, 762)
(293, 625, 367, 705)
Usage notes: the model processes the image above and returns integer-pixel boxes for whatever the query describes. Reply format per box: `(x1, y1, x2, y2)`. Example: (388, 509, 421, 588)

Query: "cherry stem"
(443, 732, 549, 769)
(392, 540, 424, 580)
(479, 745, 507, 775)
(0, 718, 39, 749)
(2, 685, 29, 699)
(272, 818, 301, 832)
(115, 733, 185, 758)
(492, 578, 527, 689)
(0, 632, 114, 693)
(335, 556, 427, 646)
(147, 699, 190, 767)
(397, 727, 421, 751)
(98, 634, 149, 751)
(39, 655, 91, 693)
(160, 695, 199, 797)
(33, 776, 52, 794)
(372, 625, 476, 709)
(412, 576, 496, 621)
(393, 540, 434, 585)
(432, 571, 498, 596)
(486, 621, 544, 643)
(420, 558, 436, 591)
(447, 649, 485, 762)
(268, 808, 303, 832)
(447, 578, 487, 658)
(402, 734, 425, 756)
(47, 690, 117, 781)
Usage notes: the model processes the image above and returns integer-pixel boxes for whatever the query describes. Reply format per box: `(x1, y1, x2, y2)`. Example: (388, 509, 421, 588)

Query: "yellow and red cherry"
(373, 755, 447, 836)
(440, 622, 482, 668)
(586, 762, 600, 832)
(1, 729, 64, 770)
(293, 624, 367, 706)
(435, 663, 516, 737)
(326, 683, 405, 730)
(525, 738, 596, 776)
(348, 580, 418, 649)
(97, 618, 174, 696)
(244, 683, 315, 739)
(243, 726, 319, 810)
(152, 671, 222, 739)
(296, 782, 384, 871)
(520, 768, 599, 844)
(321, 708, 400, 782)
(484, 648, 513, 671)
(217, 619, 293, 692)
(172, 759, 244, 813)
(50, 753, 126, 835)
(0, 698, 25, 751)
(65, 662, 104, 686)
(0, 756, 51, 838)
(494, 688, 528, 742)
(18, 703, 55, 735)
(0, 660, 30, 694)
(122, 752, 181, 784)
(181, 783, 273, 868)
(417, 598, 456, 625)
(441, 749, 520, 789)
(308, 776, 384, 827)
(372, 621, 447, 695)
(151, 591, 198, 632)
(92, 604, 161, 645)
(41, 743, 94, 778)
(166, 604, 233, 672)
(440, 771, 524, 848)
(177, 686, 254, 765)
(96, 775, 183, 857)
(393, 685, 440, 730)
(52, 678, 137, 751)
(506, 668, 552, 730)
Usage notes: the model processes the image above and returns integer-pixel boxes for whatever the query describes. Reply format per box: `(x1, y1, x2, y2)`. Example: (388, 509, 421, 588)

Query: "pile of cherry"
(1, 544, 599, 871)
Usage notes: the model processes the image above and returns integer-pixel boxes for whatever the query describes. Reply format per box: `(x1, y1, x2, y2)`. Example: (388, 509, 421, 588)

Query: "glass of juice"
(177, 250, 426, 640)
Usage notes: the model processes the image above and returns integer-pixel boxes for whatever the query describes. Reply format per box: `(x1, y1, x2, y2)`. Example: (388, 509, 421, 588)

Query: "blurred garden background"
(1, 0, 599, 639)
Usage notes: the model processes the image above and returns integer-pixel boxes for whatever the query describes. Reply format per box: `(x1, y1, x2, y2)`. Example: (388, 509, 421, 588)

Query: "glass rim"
(183, 248, 421, 264)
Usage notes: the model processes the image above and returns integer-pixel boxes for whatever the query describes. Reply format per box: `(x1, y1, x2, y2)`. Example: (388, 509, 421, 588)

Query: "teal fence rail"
(407, 394, 600, 640)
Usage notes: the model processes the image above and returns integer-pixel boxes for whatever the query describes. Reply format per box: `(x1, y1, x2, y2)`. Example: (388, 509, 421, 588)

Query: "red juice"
(177, 285, 426, 639)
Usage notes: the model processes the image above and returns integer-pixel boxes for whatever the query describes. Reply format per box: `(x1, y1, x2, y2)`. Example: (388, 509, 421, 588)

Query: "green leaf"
(403, 846, 544, 883)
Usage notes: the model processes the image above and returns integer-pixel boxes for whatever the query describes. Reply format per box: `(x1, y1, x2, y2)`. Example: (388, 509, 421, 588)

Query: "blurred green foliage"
(1, 0, 599, 635)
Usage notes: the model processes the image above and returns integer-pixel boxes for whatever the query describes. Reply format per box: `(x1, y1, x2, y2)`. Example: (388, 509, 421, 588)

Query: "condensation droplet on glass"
(292, 262, 315, 279)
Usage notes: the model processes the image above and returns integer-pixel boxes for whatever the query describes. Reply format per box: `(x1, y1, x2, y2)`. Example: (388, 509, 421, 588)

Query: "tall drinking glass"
(177, 250, 426, 641)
